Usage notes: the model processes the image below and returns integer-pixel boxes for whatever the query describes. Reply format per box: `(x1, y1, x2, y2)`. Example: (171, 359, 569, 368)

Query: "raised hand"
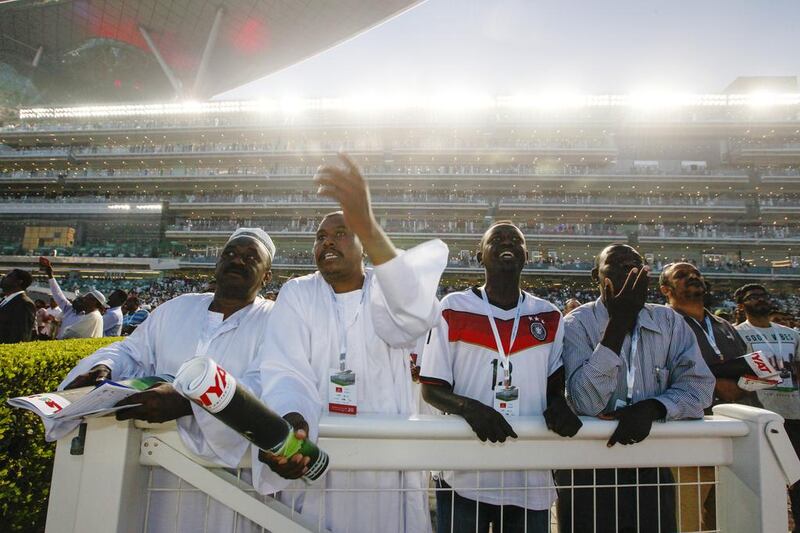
(313, 153, 396, 265)
(313, 153, 377, 240)
(38, 256, 54, 278)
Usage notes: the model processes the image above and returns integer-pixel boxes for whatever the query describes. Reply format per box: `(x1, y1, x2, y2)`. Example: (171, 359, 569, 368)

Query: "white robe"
(253, 239, 449, 533)
(62, 309, 103, 339)
(46, 293, 288, 533)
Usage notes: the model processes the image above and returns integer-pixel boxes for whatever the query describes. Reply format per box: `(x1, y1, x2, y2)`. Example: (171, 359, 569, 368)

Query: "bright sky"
(219, 0, 800, 100)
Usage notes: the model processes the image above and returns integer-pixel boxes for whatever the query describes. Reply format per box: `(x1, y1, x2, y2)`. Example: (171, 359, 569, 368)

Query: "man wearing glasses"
(734, 283, 800, 531)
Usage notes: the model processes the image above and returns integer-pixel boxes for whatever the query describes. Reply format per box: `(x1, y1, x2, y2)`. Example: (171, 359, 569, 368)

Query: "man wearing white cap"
(60, 289, 106, 339)
(47, 228, 317, 533)
(252, 153, 448, 533)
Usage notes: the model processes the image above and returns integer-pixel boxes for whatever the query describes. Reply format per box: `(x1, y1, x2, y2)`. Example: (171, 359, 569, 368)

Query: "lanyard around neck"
(747, 321, 784, 362)
(329, 284, 367, 371)
(689, 315, 722, 358)
(625, 324, 641, 405)
(479, 286, 523, 388)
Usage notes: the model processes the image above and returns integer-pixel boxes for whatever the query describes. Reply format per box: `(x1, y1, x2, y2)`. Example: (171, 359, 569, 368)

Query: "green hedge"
(0, 337, 120, 533)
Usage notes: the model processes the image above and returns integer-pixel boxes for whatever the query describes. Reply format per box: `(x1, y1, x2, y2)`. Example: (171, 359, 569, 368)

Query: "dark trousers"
(555, 468, 676, 533)
(434, 479, 549, 533)
(786, 420, 800, 532)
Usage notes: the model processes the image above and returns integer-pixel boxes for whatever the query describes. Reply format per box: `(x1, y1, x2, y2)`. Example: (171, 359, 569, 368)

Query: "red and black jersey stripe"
(442, 308, 560, 355)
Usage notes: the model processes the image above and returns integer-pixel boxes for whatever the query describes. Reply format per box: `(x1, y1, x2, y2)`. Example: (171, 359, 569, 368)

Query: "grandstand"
(0, 84, 799, 306)
(0, 0, 421, 104)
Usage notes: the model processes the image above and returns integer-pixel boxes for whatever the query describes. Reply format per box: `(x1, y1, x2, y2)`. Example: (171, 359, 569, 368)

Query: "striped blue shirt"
(563, 298, 714, 419)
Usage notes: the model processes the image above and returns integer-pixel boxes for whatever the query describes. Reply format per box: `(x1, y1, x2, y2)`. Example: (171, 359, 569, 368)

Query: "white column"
(714, 403, 800, 533)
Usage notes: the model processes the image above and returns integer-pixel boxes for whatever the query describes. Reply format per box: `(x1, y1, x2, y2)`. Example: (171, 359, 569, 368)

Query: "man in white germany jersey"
(420, 221, 582, 533)
(252, 153, 449, 533)
(734, 283, 800, 531)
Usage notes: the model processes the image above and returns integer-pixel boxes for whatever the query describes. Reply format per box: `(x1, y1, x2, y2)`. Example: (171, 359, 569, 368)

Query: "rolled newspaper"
(736, 351, 782, 391)
(173, 357, 329, 482)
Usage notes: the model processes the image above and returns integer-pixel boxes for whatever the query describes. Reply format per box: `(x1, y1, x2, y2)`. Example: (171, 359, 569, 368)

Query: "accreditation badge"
(493, 385, 520, 417)
(328, 369, 358, 415)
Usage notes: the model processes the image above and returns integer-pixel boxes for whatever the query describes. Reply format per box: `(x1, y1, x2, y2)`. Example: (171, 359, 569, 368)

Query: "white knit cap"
(227, 227, 276, 260)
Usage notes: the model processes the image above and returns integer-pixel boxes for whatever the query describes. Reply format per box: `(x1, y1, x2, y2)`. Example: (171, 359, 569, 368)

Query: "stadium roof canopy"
(0, 0, 420, 105)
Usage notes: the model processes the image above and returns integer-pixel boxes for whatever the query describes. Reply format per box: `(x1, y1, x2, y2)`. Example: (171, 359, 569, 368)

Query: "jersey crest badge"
(530, 320, 547, 341)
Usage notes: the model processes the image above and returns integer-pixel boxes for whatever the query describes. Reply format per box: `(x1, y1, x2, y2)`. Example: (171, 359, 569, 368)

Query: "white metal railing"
(44, 404, 800, 533)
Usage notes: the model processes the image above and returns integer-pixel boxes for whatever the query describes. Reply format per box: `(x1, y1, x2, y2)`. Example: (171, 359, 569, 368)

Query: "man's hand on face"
(313, 153, 377, 240)
(601, 399, 666, 447)
(64, 364, 112, 390)
(603, 266, 650, 329)
(114, 383, 193, 423)
(460, 398, 518, 443)
(258, 412, 311, 479)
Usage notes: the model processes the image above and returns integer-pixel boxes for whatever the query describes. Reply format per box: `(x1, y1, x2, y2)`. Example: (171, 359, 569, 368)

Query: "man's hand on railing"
(258, 412, 311, 479)
(114, 383, 193, 423)
(543, 395, 583, 437)
(461, 398, 518, 443)
(601, 399, 667, 447)
(64, 364, 112, 390)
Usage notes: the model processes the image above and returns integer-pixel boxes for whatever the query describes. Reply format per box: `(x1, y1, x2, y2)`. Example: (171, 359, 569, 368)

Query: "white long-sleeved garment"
(253, 239, 449, 533)
(46, 293, 298, 533)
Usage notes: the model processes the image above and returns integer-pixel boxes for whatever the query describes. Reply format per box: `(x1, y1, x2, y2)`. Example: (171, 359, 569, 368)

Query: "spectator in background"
(39, 257, 84, 339)
(0, 268, 36, 344)
(61, 289, 106, 339)
(734, 283, 800, 531)
(563, 298, 581, 315)
(660, 262, 750, 532)
(121, 297, 150, 335)
(34, 299, 52, 340)
(103, 289, 127, 337)
(45, 297, 62, 339)
(557, 244, 714, 533)
(770, 309, 796, 329)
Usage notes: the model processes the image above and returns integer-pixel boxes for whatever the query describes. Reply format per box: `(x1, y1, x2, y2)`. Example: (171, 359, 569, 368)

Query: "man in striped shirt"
(557, 244, 714, 533)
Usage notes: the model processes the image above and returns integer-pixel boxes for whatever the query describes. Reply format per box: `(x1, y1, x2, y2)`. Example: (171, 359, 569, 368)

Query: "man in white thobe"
(60, 289, 106, 339)
(252, 154, 449, 533)
(103, 289, 127, 336)
(46, 228, 313, 533)
(39, 257, 83, 339)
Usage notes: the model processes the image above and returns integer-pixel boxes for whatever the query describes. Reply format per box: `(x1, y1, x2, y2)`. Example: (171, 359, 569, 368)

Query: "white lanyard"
(625, 324, 641, 405)
(690, 315, 722, 358)
(329, 285, 367, 371)
(479, 287, 523, 389)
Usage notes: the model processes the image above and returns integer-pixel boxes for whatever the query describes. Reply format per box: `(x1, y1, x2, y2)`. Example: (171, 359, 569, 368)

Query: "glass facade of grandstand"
(1, 100, 798, 286)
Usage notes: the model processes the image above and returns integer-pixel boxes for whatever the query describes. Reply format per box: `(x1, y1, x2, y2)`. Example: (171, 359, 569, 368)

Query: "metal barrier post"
(714, 404, 800, 533)
(45, 417, 148, 533)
